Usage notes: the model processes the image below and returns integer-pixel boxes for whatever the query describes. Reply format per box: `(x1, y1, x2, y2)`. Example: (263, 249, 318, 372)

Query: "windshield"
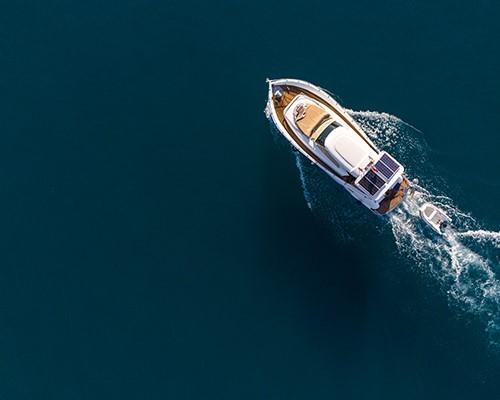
(315, 121, 341, 146)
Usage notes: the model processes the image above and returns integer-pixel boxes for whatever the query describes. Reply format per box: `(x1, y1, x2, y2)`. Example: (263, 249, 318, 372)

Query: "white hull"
(266, 78, 408, 215)
(419, 203, 451, 235)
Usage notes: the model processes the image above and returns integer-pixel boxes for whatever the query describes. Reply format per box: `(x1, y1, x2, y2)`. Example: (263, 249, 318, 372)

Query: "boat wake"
(389, 186, 500, 348)
(270, 109, 500, 347)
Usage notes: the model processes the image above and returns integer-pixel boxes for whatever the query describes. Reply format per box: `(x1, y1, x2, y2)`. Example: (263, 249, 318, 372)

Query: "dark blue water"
(0, 0, 499, 398)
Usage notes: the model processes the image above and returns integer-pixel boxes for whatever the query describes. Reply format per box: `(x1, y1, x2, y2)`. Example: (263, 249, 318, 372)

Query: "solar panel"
(365, 170, 386, 188)
(358, 153, 401, 196)
(358, 177, 378, 195)
(374, 161, 394, 179)
(358, 170, 385, 195)
(380, 153, 400, 172)
(374, 153, 401, 180)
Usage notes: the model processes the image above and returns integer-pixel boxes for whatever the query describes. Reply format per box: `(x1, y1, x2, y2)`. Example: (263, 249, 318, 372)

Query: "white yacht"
(265, 78, 409, 215)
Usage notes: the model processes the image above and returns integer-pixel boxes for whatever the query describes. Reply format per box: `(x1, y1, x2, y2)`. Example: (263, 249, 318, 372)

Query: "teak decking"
(271, 84, 408, 215)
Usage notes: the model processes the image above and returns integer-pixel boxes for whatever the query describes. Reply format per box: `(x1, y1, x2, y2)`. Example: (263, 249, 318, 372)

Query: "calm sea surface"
(0, 1, 499, 399)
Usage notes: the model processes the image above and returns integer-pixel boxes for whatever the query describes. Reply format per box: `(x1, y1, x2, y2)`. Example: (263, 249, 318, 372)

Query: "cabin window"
(316, 121, 341, 146)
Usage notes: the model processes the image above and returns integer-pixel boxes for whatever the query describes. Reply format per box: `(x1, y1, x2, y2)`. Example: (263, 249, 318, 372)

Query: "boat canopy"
(324, 127, 377, 177)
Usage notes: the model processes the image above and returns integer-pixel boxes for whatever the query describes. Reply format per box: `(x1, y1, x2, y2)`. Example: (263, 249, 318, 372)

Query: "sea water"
(274, 110, 500, 347)
(2, 0, 500, 398)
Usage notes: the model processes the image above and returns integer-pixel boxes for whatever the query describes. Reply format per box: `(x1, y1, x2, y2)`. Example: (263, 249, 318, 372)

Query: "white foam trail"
(394, 202, 500, 347)
(456, 230, 500, 248)
(270, 108, 500, 347)
(351, 110, 500, 347)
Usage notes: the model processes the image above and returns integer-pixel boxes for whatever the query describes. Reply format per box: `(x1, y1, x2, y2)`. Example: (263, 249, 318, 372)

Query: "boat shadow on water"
(267, 105, 500, 351)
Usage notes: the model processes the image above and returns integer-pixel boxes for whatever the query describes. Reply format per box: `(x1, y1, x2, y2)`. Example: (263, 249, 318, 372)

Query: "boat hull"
(419, 203, 451, 235)
(266, 78, 409, 215)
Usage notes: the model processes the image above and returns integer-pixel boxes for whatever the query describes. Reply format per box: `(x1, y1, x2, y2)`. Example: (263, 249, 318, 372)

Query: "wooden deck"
(273, 87, 353, 183)
(271, 83, 408, 216)
(373, 176, 409, 215)
(273, 85, 378, 151)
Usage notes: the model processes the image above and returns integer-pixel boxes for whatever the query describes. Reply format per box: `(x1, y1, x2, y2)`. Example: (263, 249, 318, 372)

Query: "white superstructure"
(266, 78, 409, 215)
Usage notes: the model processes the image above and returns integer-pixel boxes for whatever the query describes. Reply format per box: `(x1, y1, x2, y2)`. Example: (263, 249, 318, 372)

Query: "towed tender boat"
(265, 78, 409, 215)
(419, 203, 451, 235)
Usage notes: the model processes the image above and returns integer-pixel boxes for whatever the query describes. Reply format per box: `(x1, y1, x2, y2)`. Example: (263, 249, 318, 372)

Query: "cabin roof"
(294, 102, 331, 137)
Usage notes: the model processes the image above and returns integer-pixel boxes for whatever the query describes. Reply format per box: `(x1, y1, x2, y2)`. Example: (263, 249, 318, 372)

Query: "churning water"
(270, 109, 500, 348)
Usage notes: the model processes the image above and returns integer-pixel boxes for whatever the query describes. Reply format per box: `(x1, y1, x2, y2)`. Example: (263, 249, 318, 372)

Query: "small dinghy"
(419, 203, 451, 235)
